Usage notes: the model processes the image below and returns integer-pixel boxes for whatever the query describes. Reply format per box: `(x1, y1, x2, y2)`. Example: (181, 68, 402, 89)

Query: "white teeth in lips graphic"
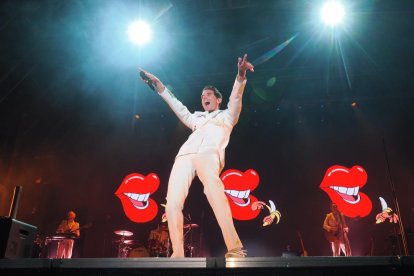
(329, 186, 361, 204)
(224, 189, 251, 207)
(124, 192, 150, 209)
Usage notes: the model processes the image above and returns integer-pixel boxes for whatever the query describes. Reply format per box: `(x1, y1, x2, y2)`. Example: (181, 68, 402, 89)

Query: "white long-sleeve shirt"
(159, 77, 247, 167)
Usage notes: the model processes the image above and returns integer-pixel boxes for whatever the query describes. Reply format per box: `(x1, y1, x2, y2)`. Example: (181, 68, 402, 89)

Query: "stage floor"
(1, 256, 414, 275)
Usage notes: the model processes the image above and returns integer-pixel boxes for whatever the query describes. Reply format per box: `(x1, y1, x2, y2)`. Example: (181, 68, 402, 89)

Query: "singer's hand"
(237, 54, 254, 81)
(139, 68, 165, 93)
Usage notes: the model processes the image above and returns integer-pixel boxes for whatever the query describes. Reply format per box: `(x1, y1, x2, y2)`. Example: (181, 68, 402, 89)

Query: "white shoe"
(225, 247, 247, 258)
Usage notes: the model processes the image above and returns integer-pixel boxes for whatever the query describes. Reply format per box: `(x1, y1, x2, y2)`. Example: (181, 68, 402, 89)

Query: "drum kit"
(183, 223, 198, 257)
(113, 222, 199, 258)
(148, 224, 170, 257)
(113, 230, 139, 258)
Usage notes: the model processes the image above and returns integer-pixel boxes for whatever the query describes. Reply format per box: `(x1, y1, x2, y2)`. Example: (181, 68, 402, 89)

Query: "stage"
(1, 256, 414, 275)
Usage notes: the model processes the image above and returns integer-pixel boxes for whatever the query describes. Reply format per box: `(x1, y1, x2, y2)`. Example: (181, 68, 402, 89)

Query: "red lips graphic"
(220, 169, 260, 220)
(115, 173, 159, 223)
(320, 165, 372, 218)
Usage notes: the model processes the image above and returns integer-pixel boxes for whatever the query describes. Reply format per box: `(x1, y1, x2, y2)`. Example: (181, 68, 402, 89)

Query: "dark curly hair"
(202, 85, 222, 99)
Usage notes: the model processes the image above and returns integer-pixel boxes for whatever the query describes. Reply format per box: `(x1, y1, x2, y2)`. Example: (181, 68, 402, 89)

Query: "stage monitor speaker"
(407, 232, 414, 255)
(281, 250, 300, 257)
(0, 217, 37, 258)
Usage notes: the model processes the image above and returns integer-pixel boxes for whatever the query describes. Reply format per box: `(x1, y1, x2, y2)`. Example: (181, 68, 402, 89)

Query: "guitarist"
(55, 210, 80, 258)
(323, 203, 352, 256)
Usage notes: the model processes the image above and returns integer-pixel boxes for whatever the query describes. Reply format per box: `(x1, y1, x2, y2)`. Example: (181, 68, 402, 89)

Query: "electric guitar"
(323, 226, 340, 242)
(323, 211, 350, 242)
(55, 223, 93, 238)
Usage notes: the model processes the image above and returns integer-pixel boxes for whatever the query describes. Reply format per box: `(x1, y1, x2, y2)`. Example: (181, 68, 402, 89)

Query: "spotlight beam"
(251, 34, 298, 67)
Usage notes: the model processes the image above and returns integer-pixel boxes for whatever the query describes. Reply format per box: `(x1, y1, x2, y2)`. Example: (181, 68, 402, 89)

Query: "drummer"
(148, 224, 170, 257)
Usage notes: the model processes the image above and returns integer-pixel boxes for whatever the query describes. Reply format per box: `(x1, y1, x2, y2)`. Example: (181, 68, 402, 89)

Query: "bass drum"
(128, 246, 149, 258)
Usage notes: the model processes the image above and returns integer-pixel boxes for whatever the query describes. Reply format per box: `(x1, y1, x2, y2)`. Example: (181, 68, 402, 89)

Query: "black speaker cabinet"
(0, 217, 37, 258)
(408, 232, 414, 255)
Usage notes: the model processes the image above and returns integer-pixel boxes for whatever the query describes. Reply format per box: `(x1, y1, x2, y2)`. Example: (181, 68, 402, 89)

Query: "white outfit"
(56, 220, 80, 258)
(56, 239, 75, 259)
(159, 77, 247, 257)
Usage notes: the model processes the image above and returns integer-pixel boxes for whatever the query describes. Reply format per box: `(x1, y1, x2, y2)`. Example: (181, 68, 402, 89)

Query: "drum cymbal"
(48, 234, 80, 240)
(123, 239, 140, 245)
(47, 235, 79, 240)
(113, 239, 135, 244)
(183, 224, 198, 229)
(114, 230, 134, 236)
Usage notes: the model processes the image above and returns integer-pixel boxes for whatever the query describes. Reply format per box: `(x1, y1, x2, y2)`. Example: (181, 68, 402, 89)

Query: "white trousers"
(166, 152, 242, 257)
(330, 237, 352, 257)
(56, 239, 74, 258)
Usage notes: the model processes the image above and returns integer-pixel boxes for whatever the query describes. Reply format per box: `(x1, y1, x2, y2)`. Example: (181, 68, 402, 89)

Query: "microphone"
(139, 71, 155, 91)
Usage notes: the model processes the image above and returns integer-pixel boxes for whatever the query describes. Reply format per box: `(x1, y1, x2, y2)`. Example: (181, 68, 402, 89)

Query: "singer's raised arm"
(138, 69, 166, 93)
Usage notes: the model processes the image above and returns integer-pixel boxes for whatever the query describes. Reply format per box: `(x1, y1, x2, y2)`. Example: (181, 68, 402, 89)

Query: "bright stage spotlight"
(320, 1, 345, 27)
(127, 20, 152, 46)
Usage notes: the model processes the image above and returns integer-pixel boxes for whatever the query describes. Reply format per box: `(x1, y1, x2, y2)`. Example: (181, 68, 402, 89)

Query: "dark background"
(1, 0, 414, 257)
